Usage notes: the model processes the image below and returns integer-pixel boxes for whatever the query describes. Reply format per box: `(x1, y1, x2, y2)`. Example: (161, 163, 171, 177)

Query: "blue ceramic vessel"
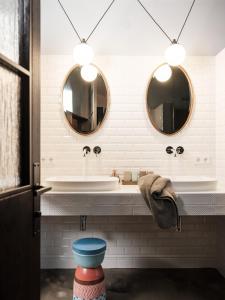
(72, 238, 106, 268)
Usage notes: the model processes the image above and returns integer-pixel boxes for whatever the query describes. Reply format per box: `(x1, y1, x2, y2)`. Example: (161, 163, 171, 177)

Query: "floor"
(41, 268, 225, 300)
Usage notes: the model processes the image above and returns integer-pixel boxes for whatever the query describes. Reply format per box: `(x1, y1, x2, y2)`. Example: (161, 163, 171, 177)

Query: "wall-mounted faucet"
(83, 146, 91, 157)
(166, 146, 184, 157)
(83, 146, 101, 157)
(93, 146, 101, 157)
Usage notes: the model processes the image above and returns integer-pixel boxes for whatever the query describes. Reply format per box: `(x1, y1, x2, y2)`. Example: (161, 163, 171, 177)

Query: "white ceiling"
(41, 0, 225, 56)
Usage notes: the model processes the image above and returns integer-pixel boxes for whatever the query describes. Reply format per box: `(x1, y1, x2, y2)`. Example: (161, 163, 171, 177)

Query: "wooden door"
(0, 1, 47, 299)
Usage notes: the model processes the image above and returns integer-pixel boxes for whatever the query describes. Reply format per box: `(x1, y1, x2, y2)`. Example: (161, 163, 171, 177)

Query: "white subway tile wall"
(216, 49, 225, 275)
(41, 54, 222, 269)
(216, 48, 225, 189)
(41, 55, 216, 182)
(41, 216, 217, 269)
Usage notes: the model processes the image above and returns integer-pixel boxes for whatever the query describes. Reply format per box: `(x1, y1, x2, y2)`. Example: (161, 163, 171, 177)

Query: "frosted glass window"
(0, 66, 21, 191)
(0, 0, 29, 67)
(0, 0, 20, 63)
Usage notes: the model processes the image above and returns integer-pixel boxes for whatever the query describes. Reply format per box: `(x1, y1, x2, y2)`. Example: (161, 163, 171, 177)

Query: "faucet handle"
(83, 146, 91, 157)
(166, 146, 174, 154)
(93, 146, 101, 157)
(176, 146, 184, 154)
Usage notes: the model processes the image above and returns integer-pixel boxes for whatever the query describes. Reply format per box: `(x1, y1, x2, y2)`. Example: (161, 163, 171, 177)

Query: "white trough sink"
(167, 176, 217, 192)
(46, 176, 119, 192)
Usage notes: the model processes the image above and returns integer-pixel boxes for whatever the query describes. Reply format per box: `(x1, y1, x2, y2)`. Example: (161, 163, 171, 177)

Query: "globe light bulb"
(73, 40, 94, 66)
(81, 64, 98, 82)
(165, 40, 186, 66)
(154, 64, 172, 82)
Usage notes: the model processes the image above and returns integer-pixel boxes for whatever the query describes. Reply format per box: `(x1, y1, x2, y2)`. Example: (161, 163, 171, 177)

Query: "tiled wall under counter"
(41, 189, 225, 269)
(41, 216, 217, 269)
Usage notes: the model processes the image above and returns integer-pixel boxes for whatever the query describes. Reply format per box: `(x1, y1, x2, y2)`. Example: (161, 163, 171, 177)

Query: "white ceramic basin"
(166, 176, 217, 192)
(46, 176, 119, 192)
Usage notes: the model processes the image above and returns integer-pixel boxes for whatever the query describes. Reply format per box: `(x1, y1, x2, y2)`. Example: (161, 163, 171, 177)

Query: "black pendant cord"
(57, 0, 82, 42)
(137, 0, 196, 44)
(137, 0, 172, 43)
(86, 0, 115, 42)
(57, 0, 116, 43)
(176, 0, 196, 42)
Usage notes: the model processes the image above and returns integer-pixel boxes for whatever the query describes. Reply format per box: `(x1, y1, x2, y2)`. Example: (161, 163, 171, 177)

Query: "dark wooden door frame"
(31, 1, 41, 298)
(0, 1, 41, 299)
(32, 0, 41, 170)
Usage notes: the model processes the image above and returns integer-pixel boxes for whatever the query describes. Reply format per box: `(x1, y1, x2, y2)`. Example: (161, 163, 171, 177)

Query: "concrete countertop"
(41, 185, 225, 216)
(44, 184, 225, 196)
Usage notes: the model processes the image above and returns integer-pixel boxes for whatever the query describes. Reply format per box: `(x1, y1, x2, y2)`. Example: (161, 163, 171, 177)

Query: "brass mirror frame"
(146, 64, 194, 136)
(61, 64, 110, 136)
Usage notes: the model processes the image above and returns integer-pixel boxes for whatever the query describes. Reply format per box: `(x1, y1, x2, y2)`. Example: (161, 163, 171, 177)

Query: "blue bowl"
(72, 250, 105, 268)
(72, 238, 106, 268)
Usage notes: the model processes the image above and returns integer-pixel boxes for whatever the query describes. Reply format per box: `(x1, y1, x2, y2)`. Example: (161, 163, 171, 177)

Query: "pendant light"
(165, 39, 186, 66)
(137, 0, 196, 67)
(73, 39, 94, 66)
(58, 0, 115, 81)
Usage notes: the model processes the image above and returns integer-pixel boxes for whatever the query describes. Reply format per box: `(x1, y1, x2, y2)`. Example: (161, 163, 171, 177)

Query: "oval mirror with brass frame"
(146, 64, 194, 135)
(62, 65, 110, 135)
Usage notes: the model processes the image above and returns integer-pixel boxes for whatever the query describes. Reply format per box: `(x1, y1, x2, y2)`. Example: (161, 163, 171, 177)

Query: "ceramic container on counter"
(75, 266, 104, 283)
(73, 278, 106, 300)
(72, 238, 106, 268)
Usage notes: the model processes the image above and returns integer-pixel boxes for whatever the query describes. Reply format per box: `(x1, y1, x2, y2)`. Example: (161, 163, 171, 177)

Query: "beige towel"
(139, 173, 180, 230)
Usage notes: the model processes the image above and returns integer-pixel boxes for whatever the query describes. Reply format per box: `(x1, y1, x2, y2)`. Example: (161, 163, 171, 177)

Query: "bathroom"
(1, 0, 225, 299)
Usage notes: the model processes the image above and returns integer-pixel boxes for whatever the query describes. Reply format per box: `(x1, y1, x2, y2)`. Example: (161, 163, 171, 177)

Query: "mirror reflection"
(63, 65, 108, 135)
(147, 64, 192, 135)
